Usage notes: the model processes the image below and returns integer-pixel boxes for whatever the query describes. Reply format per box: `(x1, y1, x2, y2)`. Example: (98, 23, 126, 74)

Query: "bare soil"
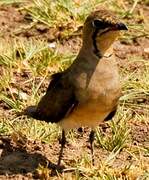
(0, 122, 148, 179)
(0, 123, 149, 179)
(0, 3, 149, 179)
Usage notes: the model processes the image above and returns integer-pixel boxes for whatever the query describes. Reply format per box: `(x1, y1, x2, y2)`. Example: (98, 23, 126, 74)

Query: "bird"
(23, 9, 128, 167)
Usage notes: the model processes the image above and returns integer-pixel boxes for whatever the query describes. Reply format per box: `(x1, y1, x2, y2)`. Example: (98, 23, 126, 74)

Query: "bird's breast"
(58, 58, 121, 131)
(58, 100, 111, 130)
(74, 58, 121, 106)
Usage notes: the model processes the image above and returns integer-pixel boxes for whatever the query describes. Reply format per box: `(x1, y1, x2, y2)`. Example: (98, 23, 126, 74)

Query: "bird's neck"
(78, 43, 114, 61)
(67, 44, 115, 88)
(69, 43, 114, 76)
(102, 45, 114, 58)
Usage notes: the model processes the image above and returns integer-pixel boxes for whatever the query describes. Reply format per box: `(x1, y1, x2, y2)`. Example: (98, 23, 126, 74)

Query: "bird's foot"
(89, 130, 95, 166)
(50, 164, 65, 176)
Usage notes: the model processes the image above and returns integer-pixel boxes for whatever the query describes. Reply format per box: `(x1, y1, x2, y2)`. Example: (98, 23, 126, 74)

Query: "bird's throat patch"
(96, 30, 120, 56)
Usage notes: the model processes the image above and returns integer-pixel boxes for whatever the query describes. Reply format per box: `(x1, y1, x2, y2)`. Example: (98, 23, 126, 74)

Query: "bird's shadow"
(0, 136, 66, 178)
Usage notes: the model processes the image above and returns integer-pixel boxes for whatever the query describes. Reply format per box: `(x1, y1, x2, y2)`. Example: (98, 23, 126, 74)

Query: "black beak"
(116, 22, 128, 30)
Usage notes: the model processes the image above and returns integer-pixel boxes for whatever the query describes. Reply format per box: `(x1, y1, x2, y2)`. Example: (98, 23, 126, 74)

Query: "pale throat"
(96, 31, 120, 57)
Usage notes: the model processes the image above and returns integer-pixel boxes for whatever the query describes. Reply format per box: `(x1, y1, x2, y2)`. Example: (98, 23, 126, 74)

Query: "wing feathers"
(32, 72, 77, 123)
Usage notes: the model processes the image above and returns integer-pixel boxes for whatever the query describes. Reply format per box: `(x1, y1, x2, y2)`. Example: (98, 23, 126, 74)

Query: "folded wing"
(25, 72, 77, 123)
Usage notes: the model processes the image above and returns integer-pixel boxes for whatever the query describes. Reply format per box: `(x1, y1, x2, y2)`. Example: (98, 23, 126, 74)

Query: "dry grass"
(0, 0, 149, 179)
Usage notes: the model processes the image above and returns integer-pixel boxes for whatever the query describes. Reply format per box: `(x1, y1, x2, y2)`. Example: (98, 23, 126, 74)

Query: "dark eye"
(92, 20, 109, 29)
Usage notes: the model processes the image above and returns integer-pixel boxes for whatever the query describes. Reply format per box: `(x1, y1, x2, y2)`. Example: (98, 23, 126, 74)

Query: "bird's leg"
(57, 130, 66, 166)
(89, 129, 95, 165)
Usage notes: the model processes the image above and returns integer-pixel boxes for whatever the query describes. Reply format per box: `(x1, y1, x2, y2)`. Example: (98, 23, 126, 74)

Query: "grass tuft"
(96, 109, 130, 152)
(0, 0, 149, 179)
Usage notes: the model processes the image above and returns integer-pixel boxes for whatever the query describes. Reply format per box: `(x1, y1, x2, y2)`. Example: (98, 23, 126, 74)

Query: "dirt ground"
(0, 2, 149, 179)
(0, 123, 149, 179)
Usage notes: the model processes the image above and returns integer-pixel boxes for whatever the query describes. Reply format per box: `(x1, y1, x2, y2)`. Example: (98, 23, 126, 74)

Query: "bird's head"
(82, 9, 128, 57)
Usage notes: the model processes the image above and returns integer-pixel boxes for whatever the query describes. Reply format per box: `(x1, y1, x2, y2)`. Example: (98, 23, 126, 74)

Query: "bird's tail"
(22, 105, 41, 120)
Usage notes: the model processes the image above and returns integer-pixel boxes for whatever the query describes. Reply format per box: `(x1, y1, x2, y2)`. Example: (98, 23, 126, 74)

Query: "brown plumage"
(24, 9, 128, 167)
